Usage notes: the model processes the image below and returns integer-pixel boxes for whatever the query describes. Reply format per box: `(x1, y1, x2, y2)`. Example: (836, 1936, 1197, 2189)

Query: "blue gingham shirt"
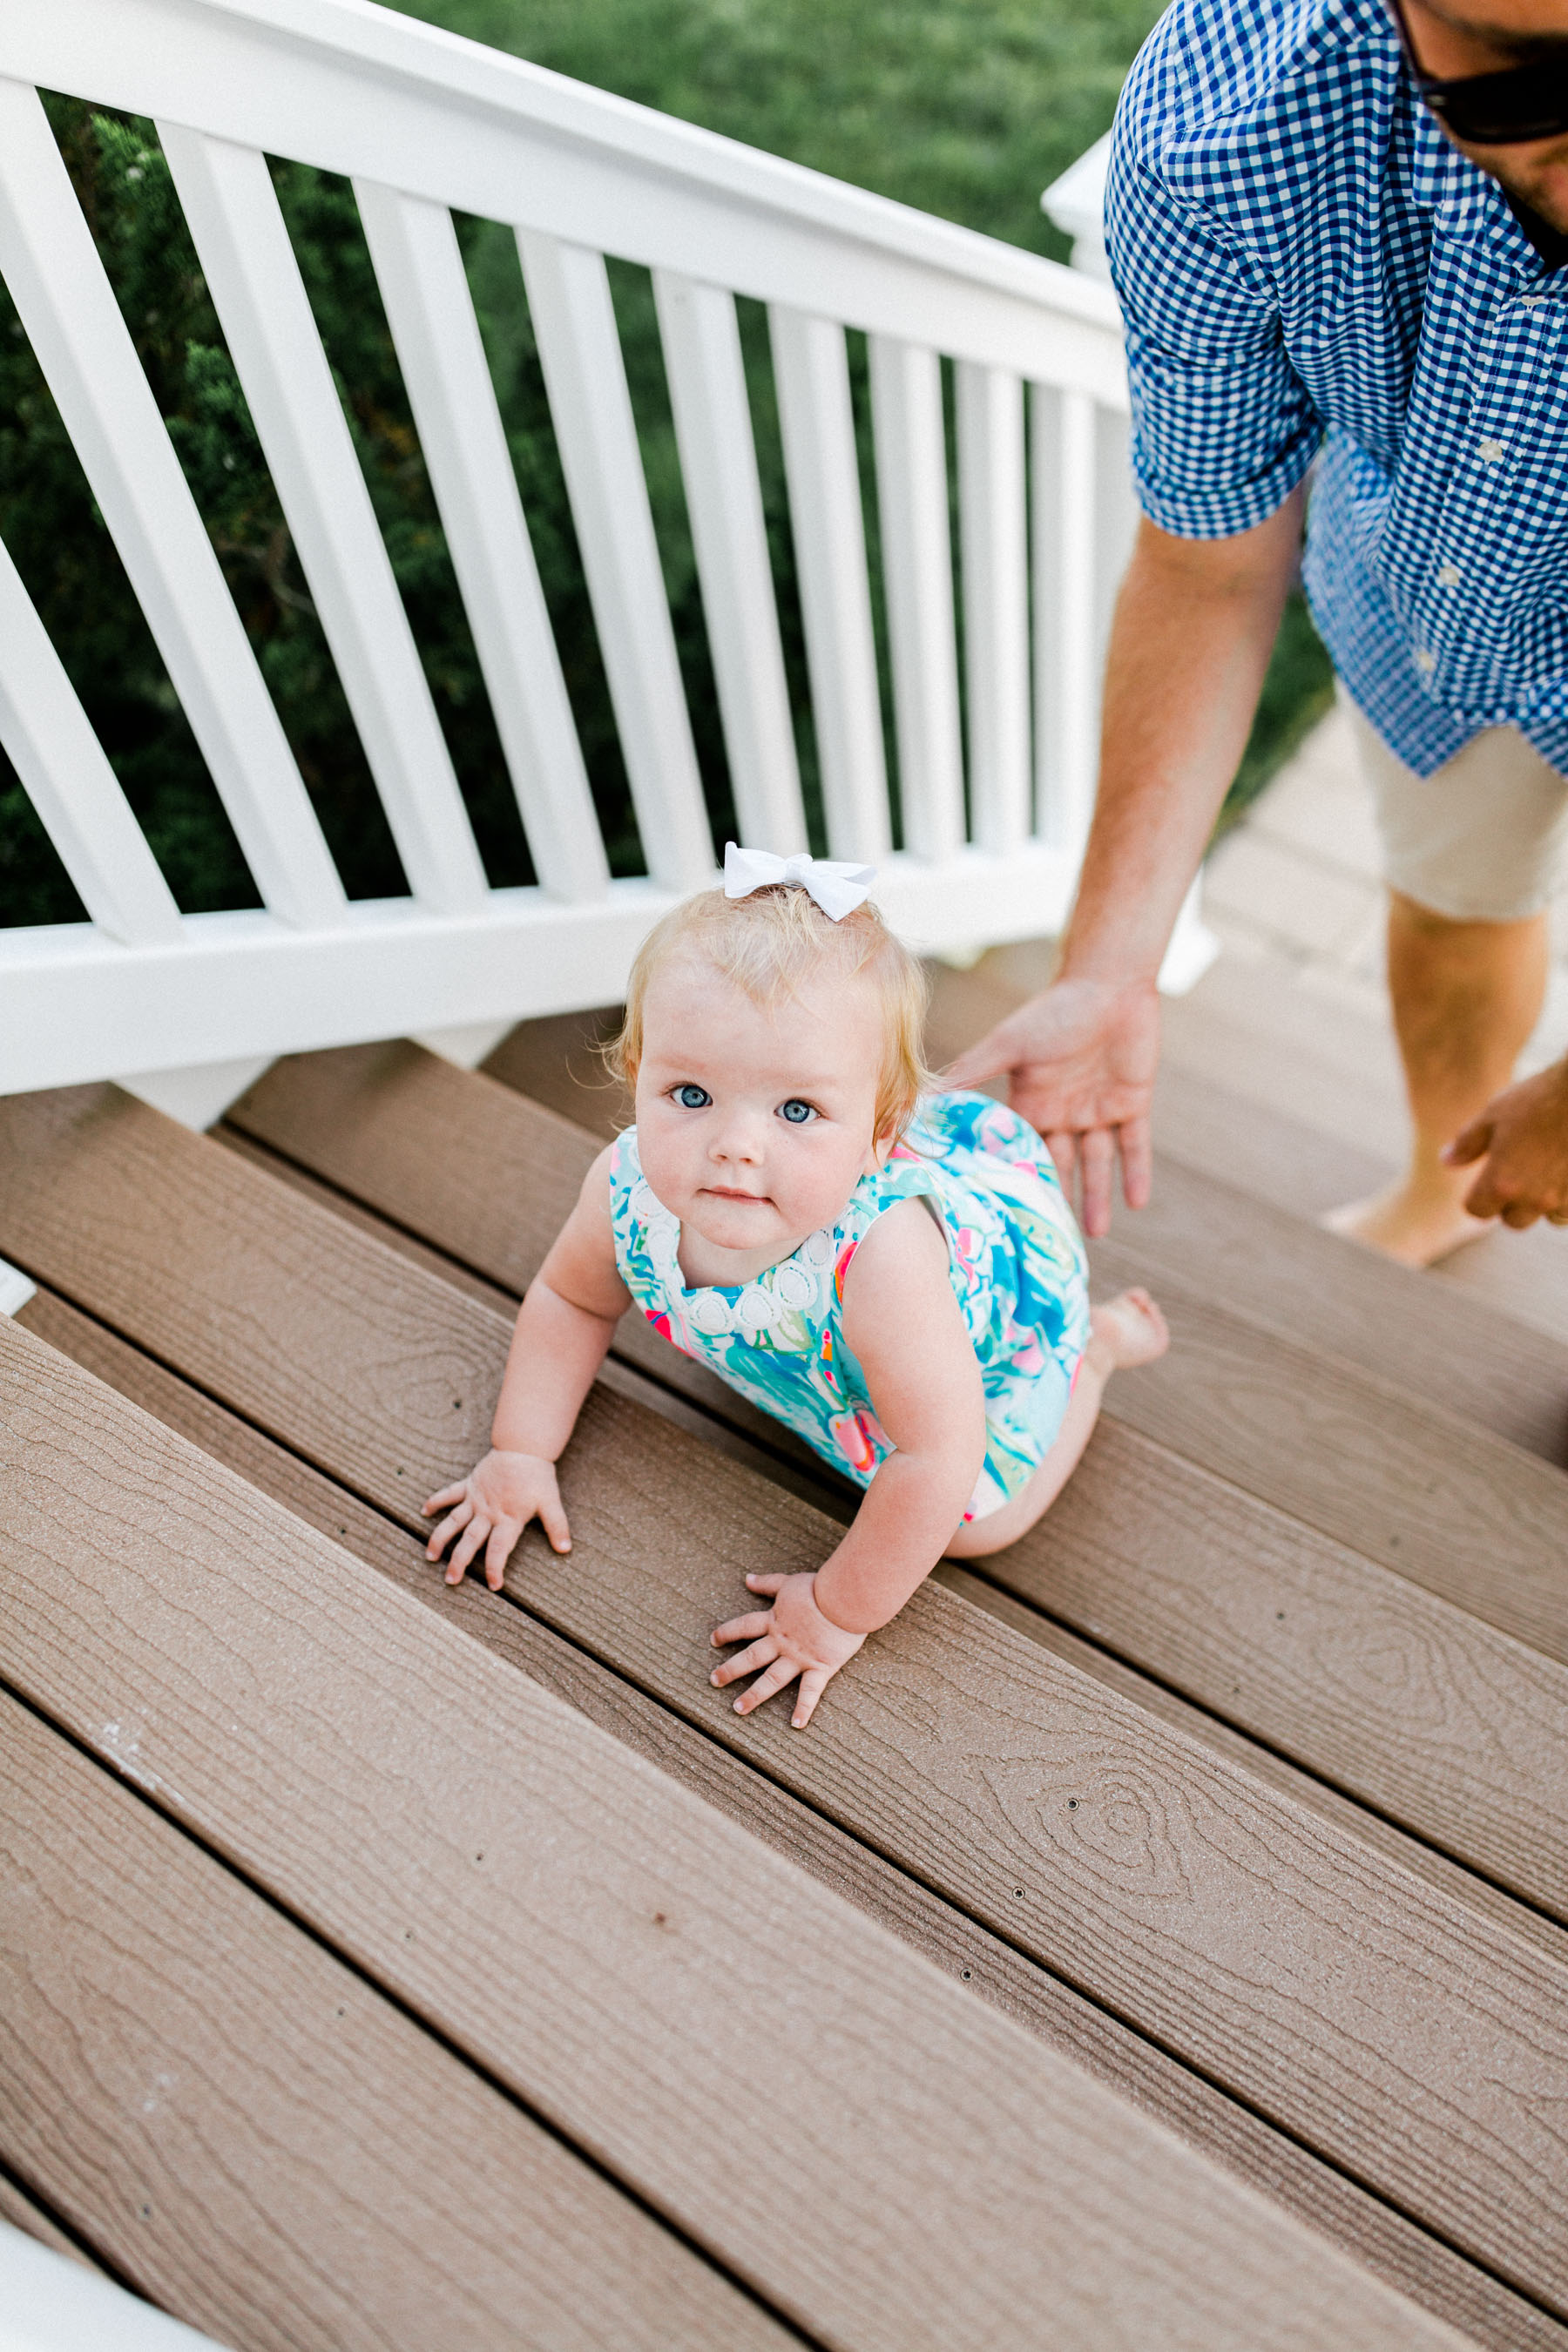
(1107, 0, 1568, 777)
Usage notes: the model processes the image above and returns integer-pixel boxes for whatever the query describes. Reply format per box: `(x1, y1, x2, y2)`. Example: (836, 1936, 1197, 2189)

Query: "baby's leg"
(943, 1289, 1168, 1559)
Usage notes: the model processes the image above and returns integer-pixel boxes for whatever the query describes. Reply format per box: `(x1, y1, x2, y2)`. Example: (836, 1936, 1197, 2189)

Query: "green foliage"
(1, 1, 1330, 929)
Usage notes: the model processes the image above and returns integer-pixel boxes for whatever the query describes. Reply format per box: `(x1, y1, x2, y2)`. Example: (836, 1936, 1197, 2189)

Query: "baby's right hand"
(422, 1450, 571, 1591)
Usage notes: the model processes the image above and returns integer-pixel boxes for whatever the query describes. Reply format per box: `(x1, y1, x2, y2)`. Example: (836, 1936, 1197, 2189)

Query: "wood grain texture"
(0, 2171, 103, 2271)
(0, 1695, 787, 2352)
(0, 1323, 1471, 2352)
(9, 1091, 1568, 2302)
(963, 1415, 1568, 1924)
(26, 1288, 1564, 2352)
(1092, 1240, 1568, 1667)
(220, 1051, 1568, 1923)
(4, 1118, 1568, 2311)
(1100, 1152, 1568, 1466)
(481, 1004, 629, 1137)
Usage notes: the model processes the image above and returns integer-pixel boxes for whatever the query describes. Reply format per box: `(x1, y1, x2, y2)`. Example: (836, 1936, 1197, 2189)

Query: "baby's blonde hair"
(611, 882, 934, 1144)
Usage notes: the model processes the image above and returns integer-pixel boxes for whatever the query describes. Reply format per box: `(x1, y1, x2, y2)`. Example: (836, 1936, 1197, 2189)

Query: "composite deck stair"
(2, 1057, 1567, 2349)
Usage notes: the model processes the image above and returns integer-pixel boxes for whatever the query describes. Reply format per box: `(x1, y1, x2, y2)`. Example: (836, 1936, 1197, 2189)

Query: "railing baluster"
(0, 536, 183, 946)
(159, 125, 489, 916)
(1031, 383, 1098, 856)
(767, 308, 892, 862)
(652, 272, 806, 855)
(517, 232, 715, 892)
(353, 182, 608, 905)
(956, 361, 1031, 854)
(0, 81, 344, 929)
(868, 336, 964, 863)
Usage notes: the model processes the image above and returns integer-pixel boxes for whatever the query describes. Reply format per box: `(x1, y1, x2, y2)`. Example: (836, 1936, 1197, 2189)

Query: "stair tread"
(2, 1314, 1472, 2352)
(0, 1688, 771, 2352)
(35, 1288, 1559, 2352)
(4, 1086, 1568, 2311)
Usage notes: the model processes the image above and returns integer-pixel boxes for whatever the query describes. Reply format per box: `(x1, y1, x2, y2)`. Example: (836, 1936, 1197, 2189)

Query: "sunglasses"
(1389, 0, 1568, 144)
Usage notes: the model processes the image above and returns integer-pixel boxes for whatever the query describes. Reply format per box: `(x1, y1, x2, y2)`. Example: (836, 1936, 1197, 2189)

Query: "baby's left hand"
(710, 1571, 865, 1729)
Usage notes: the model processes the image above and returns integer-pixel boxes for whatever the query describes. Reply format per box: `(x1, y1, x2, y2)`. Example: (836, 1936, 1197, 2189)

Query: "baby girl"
(425, 849, 1167, 1727)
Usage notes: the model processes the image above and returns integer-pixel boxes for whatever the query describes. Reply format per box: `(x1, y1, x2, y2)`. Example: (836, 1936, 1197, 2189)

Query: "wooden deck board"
(0, 1693, 786, 2352)
(3, 1126, 1568, 2308)
(218, 1057, 1568, 1917)
(0, 2173, 102, 2273)
(1092, 1241, 1568, 1666)
(25, 1287, 1565, 2352)
(0, 1321, 1473, 2352)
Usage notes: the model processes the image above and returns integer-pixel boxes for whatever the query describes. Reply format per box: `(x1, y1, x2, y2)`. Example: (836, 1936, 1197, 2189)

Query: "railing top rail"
(0, 0, 1120, 387)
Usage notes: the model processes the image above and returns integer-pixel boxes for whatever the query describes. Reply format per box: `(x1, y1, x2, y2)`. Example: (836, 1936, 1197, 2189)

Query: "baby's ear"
(867, 1125, 898, 1172)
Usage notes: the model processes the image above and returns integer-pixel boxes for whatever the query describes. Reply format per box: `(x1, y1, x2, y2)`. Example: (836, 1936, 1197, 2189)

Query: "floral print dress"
(608, 1089, 1091, 1524)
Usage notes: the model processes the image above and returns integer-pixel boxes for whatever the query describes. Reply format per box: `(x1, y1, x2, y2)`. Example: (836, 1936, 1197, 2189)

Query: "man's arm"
(948, 484, 1304, 1235)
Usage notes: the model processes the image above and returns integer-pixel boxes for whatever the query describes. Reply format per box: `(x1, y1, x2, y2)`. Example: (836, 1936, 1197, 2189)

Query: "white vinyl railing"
(0, 0, 1206, 1113)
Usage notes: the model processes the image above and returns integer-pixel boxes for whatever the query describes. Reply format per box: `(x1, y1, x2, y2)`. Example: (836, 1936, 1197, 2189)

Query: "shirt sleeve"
(1106, 136, 1322, 540)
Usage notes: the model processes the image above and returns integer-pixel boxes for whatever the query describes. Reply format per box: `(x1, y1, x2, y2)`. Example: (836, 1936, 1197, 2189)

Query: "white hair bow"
(723, 841, 876, 922)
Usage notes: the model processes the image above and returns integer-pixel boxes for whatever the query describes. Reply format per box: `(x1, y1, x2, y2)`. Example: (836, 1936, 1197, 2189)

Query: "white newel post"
(1041, 135, 1219, 997)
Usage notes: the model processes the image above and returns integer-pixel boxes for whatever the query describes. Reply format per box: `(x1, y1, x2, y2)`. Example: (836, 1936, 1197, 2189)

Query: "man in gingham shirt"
(954, 0, 1568, 1264)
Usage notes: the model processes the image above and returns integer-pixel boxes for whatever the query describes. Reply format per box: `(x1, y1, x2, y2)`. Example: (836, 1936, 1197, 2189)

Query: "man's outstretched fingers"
(1119, 1114, 1154, 1212)
(1078, 1125, 1117, 1239)
(1442, 1117, 1492, 1170)
(1044, 1129, 1079, 1198)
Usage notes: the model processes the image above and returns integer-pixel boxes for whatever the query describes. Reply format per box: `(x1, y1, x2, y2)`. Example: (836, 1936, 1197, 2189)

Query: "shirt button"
(1436, 561, 1462, 586)
(1414, 647, 1437, 676)
(1522, 293, 1545, 309)
(1477, 436, 1509, 465)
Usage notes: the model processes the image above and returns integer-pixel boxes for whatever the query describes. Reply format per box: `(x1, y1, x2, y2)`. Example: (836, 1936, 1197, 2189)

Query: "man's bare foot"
(1087, 1287, 1170, 1374)
(1321, 1179, 1496, 1270)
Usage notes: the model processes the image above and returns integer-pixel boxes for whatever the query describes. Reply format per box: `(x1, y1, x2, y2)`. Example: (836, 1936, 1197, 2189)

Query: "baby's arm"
(423, 1148, 630, 1591)
(711, 1199, 985, 1726)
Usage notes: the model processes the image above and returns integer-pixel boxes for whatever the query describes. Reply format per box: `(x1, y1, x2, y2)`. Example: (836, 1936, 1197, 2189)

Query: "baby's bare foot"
(1089, 1287, 1169, 1373)
(1321, 1179, 1495, 1270)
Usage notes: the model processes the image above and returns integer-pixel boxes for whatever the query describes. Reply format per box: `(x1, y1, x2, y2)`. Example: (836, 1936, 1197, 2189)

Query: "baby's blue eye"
(674, 1083, 711, 1110)
(779, 1098, 817, 1125)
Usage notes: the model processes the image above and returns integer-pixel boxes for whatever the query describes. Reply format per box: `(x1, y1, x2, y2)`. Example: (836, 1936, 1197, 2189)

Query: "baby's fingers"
(711, 1608, 772, 1649)
(792, 1666, 834, 1730)
(537, 1491, 572, 1555)
(711, 1633, 778, 1689)
(483, 1517, 523, 1592)
(445, 1513, 492, 1585)
(733, 1656, 801, 1716)
(423, 1481, 470, 1517)
(424, 1498, 474, 1561)
(744, 1572, 786, 1598)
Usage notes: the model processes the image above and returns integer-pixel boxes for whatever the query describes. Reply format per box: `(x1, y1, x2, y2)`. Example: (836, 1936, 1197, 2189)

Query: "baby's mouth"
(701, 1186, 769, 1204)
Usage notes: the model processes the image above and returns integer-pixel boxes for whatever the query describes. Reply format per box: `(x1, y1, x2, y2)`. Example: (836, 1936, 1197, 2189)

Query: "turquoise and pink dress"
(608, 1089, 1091, 1524)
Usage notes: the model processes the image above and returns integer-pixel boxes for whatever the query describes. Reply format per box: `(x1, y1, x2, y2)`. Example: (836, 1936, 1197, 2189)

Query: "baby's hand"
(422, 1450, 571, 1592)
(710, 1571, 865, 1729)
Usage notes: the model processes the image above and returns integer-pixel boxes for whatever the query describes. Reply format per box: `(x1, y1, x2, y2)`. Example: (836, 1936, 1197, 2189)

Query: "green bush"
(0, 3, 1330, 929)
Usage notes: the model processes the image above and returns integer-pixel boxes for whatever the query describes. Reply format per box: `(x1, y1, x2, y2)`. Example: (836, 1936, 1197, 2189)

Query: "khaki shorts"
(1341, 686, 1568, 922)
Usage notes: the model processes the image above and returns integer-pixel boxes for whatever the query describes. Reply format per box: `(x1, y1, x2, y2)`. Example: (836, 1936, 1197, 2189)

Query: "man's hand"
(945, 975, 1161, 1237)
(422, 1448, 571, 1591)
(710, 1571, 865, 1729)
(1443, 1060, 1568, 1227)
